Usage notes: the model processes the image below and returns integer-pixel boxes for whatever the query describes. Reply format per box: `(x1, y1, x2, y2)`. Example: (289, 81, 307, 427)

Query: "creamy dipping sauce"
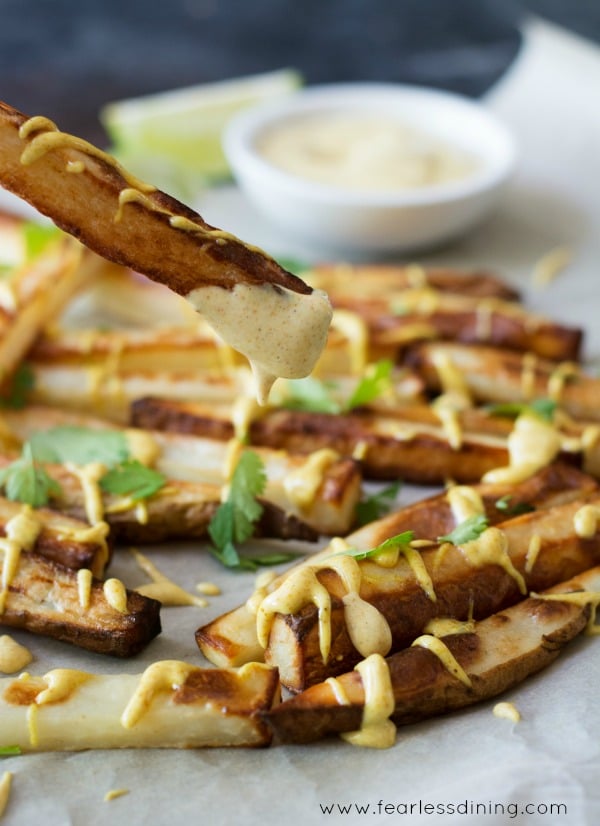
(186, 282, 332, 404)
(256, 112, 479, 191)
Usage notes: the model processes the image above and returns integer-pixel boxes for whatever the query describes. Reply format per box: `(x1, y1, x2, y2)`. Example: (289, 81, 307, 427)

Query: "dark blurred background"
(1, 0, 599, 144)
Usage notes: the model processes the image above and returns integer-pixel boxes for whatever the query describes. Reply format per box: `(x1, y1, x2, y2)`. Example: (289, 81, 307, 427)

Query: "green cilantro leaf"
(276, 256, 310, 276)
(346, 359, 394, 410)
(208, 451, 267, 569)
(486, 398, 557, 423)
(28, 426, 129, 467)
(339, 530, 415, 562)
(241, 550, 305, 567)
(0, 363, 34, 409)
(438, 513, 489, 545)
(355, 480, 402, 526)
(22, 221, 61, 260)
(0, 745, 21, 756)
(0, 443, 62, 507)
(99, 459, 166, 500)
(281, 359, 394, 415)
(280, 376, 341, 414)
(494, 494, 535, 517)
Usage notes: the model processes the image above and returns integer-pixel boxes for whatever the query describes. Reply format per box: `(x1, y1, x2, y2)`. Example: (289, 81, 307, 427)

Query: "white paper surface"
(2, 18, 600, 826)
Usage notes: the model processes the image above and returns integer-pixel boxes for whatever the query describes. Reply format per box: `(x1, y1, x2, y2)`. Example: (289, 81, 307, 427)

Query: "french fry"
(0, 101, 312, 299)
(258, 491, 600, 691)
(0, 405, 362, 538)
(263, 566, 600, 744)
(330, 290, 582, 362)
(25, 324, 424, 422)
(0, 461, 316, 545)
(195, 463, 598, 670)
(0, 660, 278, 750)
(129, 394, 600, 484)
(305, 263, 521, 302)
(0, 549, 160, 656)
(405, 340, 600, 422)
(0, 237, 101, 387)
(0, 496, 110, 575)
(302, 265, 580, 362)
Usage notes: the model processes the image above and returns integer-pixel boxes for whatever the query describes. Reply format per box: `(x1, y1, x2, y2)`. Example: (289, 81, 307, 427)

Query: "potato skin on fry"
(264, 569, 596, 744)
(195, 463, 598, 672)
(262, 491, 600, 691)
(405, 341, 599, 422)
(1, 551, 161, 657)
(129, 396, 593, 485)
(0, 100, 311, 298)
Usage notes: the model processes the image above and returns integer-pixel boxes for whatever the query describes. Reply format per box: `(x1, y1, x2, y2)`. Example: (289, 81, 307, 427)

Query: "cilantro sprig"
(0, 426, 167, 508)
(486, 398, 557, 423)
(338, 530, 415, 562)
(495, 495, 535, 517)
(0, 443, 61, 507)
(355, 480, 402, 527)
(345, 359, 394, 410)
(208, 451, 302, 570)
(0, 364, 35, 410)
(99, 459, 166, 500)
(0, 745, 21, 756)
(29, 426, 129, 466)
(438, 514, 489, 545)
(282, 359, 395, 415)
(282, 376, 341, 414)
(22, 221, 61, 260)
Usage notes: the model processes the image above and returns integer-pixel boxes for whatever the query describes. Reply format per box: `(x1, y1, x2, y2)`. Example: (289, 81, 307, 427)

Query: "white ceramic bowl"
(223, 83, 517, 255)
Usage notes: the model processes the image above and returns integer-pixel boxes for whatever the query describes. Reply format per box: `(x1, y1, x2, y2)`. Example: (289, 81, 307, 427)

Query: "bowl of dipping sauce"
(223, 83, 517, 255)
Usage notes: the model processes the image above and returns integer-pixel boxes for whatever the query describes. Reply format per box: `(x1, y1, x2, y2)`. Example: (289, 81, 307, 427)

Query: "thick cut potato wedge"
(0, 496, 110, 575)
(26, 324, 424, 422)
(195, 464, 597, 670)
(306, 263, 521, 302)
(263, 566, 600, 743)
(0, 550, 160, 656)
(406, 341, 600, 422)
(0, 237, 101, 386)
(261, 491, 600, 691)
(130, 395, 597, 484)
(0, 660, 279, 750)
(0, 101, 310, 298)
(0, 405, 362, 538)
(305, 263, 579, 360)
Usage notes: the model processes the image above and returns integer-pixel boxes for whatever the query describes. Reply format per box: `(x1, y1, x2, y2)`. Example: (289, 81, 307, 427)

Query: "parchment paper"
(2, 17, 600, 826)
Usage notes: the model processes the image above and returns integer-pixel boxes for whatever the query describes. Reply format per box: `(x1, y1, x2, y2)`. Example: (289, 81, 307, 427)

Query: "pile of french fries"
(1, 208, 600, 754)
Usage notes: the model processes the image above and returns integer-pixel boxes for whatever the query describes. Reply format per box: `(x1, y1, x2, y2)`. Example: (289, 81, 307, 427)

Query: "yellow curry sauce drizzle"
(0, 771, 12, 818)
(0, 506, 42, 613)
(329, 310, 369, 375)
(131, 548, 208, 608)
(573, 504, 600, 539)
(411, 634, 472, 686)
(341, 653, 396, 749)
(283, 448, 340, 511)
(482, 413, 562, 486)
(430, 350, 472, 450)
(255, 536, 435, 663)
(0, 635, 33, 674)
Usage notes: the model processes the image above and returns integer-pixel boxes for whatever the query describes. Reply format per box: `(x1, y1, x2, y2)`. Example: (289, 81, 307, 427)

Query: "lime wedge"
(100, 69, 302, 191)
